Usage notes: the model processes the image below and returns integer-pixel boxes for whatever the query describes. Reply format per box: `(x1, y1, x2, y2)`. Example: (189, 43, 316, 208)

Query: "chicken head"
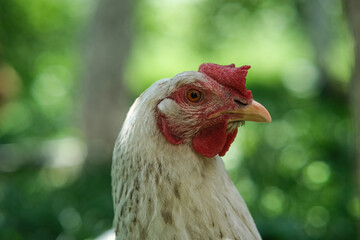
(157, 63, 271, 158)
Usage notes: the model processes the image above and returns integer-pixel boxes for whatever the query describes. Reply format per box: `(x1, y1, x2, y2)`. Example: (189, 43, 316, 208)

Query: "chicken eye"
(186, 89, 202, 103)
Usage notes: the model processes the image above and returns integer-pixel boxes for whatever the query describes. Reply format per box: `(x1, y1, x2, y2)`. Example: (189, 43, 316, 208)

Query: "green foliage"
(0, 162, 113, 240)
(0, 0, 93, 141)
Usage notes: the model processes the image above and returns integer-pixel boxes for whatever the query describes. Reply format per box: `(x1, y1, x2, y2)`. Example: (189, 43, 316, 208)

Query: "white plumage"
(112, 65, 271, 240)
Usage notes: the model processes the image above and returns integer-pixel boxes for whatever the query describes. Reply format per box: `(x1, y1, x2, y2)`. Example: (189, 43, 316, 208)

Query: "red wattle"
(192, 121, 237, 158)
(219, 129, 238, 156)
(192, 121, 228, 158)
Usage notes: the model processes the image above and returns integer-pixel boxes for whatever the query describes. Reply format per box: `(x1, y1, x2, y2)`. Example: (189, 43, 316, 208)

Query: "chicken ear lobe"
(192, 121, 229, 158)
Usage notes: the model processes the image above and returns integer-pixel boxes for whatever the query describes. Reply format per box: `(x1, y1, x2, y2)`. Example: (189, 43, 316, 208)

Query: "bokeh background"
(0, 0, 359, 239)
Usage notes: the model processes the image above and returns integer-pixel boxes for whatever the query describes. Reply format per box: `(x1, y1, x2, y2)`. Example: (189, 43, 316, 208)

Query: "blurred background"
(0, 0, 359, 239)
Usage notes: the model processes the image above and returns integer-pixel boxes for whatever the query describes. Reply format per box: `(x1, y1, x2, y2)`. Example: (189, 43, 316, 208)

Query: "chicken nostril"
(234, 99, 248, 106)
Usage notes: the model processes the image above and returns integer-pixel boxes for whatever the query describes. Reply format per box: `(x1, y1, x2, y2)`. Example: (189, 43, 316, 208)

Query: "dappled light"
(260, 186, 287, 217)
(282, 59, 320, 98)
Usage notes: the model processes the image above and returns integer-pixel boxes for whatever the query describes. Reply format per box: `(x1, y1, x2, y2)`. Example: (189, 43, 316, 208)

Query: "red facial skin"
(157, 77, 251, 158)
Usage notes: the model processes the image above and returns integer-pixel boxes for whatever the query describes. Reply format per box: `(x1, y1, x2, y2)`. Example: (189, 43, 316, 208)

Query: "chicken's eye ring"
(186, 89, 202, 103)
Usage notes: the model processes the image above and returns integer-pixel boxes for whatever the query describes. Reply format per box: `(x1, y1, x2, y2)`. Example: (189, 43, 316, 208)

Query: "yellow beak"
(209, 100, 272, 123)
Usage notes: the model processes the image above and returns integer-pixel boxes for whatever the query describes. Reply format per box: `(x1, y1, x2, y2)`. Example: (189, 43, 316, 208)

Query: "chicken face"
(156, 63, 271, 158)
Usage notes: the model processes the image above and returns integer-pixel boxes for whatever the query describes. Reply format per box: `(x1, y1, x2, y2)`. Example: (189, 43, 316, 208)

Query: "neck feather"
(111, 93, 261, 240)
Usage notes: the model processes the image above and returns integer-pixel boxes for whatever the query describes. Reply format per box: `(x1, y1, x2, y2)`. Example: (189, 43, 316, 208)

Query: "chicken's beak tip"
(261, 108, 272, 123)
(265, 115, 272, 123)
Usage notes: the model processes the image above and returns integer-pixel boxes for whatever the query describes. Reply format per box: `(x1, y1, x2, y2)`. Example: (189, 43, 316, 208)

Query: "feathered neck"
(111, 80, 262, 240)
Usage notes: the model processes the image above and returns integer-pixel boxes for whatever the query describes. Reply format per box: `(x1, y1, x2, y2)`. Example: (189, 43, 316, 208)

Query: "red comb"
(198, 63, 253, 100)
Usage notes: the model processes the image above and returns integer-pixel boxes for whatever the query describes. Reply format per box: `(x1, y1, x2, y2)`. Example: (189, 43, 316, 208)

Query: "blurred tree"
(82, 0, 133, 161)
(0, 63, 21, 108)
(347, 0, 360, 237)
(297, 0, 347, 96)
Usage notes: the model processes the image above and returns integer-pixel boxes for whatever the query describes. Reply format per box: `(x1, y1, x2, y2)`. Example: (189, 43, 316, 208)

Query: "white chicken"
(112, 63, 271, 239)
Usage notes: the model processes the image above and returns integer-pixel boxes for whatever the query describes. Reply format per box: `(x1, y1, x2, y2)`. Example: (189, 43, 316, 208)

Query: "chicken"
(112, 63, 271, 240)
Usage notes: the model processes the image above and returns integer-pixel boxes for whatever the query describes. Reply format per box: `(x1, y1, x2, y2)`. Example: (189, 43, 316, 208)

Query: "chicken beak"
(232, 99, 272, 123)
(209, 99, 272, 123)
